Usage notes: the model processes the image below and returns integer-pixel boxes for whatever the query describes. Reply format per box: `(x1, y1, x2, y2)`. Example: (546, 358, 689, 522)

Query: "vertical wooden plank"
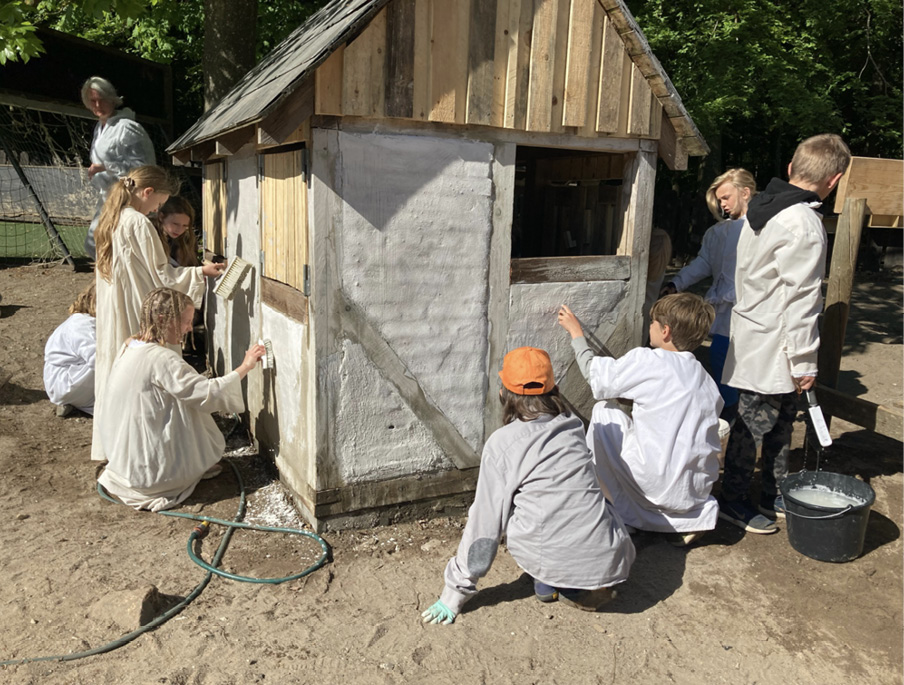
(412, 0, 431, 120)
(618, 149, 657, 345)
(285, 153, 298, 289)
(627, 63, 652, 135)
(615, 48, 632, 136)
(818, 198, 868, 392)
(315, 46, 344, 116)
(526, 0, 558, 132)
(491, 0, 511, 127)
(596, 15, 623, 133)
(549, 0, 570, 132)
(298, 152, 309, 290)
(386, 0, 416, 119)
(649, 97, 662, 139)
(466, 0, 497, 125)
(504, 0, 532, 130)
(578, 1, 604, 137)
(342, 9, 387, 117)
(562, 0, 594, 128)
(430, 0, 469, 123)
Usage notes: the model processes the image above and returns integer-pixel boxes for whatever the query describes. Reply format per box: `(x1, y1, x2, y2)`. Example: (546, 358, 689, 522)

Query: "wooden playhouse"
(168, 0, 708, 529)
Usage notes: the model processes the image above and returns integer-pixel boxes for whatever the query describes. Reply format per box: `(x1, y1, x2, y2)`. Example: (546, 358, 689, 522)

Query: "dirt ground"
(0, 262, 901, 685)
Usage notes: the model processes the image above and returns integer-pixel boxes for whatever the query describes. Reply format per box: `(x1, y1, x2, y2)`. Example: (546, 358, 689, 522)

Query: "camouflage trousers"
(720, 390, 799, 503)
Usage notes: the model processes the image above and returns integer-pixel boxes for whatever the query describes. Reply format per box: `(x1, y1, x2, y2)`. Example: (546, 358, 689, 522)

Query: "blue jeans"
(709, 334, 739, 408)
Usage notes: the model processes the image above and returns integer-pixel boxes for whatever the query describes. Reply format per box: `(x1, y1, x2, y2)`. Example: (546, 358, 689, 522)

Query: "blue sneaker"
(757, 495, 787, 520)
(718, 497, 778, 534)
(533, 579, 558, 603)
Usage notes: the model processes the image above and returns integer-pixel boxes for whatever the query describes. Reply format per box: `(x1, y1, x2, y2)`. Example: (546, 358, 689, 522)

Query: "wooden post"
(818, 197, 867, 390)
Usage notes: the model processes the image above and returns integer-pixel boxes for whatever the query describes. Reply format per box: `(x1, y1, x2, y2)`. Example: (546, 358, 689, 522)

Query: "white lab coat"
(43, 313, 96, 414)
(574, 340, 723, 533)
(670, 218, 744, 337)
(97, 341, 243, 512)
(440, 413, 635, 613)
(84, 108, 155, 258)
(91, 207, 205, 461)
(723, 203, 825, 394)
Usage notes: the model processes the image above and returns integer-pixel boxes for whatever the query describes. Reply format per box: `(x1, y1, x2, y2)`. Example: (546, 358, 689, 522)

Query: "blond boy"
(719, 134, 852, 532)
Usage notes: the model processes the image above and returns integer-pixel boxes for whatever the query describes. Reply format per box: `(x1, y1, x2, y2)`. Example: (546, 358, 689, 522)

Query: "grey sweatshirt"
(440, 413, 635, 613)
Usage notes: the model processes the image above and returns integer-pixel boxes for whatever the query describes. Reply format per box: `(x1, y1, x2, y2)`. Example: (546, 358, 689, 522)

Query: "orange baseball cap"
(499, 347, 555, 395)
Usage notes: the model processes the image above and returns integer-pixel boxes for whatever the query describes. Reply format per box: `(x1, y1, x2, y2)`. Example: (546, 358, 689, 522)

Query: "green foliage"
(626, 0, 902, 184)
(0, 1, 45, 64)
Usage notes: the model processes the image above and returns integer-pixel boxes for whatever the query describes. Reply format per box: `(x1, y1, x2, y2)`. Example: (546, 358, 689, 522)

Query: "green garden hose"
(1, 459, 331, 667)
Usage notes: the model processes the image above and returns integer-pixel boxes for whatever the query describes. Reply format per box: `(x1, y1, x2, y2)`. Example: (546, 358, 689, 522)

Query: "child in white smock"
(97, 288, 265, 512)
(558, 293, 723, 547)
(421, 347, 635, 625)
(43, 282, 97, 416)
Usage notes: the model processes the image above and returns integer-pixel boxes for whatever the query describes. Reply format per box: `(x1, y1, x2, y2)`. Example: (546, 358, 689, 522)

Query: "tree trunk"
(203, 0, 259, 111)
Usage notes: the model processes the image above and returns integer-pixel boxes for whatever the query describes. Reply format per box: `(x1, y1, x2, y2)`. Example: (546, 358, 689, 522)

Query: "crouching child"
(558, 294, 723, 547)
(422, 347, 635, 625)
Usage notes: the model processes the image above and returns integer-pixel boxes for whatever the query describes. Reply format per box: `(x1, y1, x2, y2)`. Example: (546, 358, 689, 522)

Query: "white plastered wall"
(316, 129, 496, 488)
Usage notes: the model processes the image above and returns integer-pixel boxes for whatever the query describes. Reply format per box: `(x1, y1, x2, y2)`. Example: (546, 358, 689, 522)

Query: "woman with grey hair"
(81, 76, 155, 259)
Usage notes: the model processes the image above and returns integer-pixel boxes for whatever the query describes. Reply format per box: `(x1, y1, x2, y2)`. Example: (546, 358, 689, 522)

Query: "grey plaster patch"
(334, 131, 494, 451)
(467, 537, 498, 577)
(335, 339, 453, 484)
(507, 281, 628, 383)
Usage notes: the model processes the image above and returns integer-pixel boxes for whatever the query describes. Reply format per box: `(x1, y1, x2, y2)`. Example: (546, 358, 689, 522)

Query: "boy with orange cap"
(421, 347, 635, 625)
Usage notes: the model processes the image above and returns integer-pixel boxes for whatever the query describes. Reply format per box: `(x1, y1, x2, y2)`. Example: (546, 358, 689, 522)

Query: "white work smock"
(43, 312, 96, 414)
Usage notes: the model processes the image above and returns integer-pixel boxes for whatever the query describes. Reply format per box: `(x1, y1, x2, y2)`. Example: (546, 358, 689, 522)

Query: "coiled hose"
(1, 459, 331, 667)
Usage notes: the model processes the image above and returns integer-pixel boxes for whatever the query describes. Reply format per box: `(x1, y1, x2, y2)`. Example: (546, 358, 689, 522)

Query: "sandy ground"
(0, 262, 901, 685)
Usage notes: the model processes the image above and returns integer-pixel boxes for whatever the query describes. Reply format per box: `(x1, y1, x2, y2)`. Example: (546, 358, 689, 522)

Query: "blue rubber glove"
(421, 599, 456, 625)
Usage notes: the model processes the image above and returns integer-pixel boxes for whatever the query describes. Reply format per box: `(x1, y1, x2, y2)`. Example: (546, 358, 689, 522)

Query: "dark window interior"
(512, 146, 625, 258)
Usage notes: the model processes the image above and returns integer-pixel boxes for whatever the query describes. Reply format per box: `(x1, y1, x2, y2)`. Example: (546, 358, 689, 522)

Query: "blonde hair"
(790, 134, 852, 185)
(68, 282, 96, 317)
(137, 288, 193, 345)
(705, 168, 757, 221)
(94, 166, 180, 281)
(647, 228, 672, 283)
(80, 76, 123, 110)
(154, 196, 200, 267)
(650, 293, 714, 352)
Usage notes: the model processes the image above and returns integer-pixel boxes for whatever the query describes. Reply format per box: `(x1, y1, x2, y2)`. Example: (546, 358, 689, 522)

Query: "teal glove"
(421, 599, 456, 625)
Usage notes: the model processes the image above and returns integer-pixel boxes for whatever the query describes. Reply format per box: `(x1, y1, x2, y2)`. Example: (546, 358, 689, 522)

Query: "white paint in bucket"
(789, 485, 865, 509)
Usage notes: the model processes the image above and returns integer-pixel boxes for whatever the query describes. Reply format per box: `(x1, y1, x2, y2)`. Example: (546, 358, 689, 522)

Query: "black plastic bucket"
(780, 471, 875, 563)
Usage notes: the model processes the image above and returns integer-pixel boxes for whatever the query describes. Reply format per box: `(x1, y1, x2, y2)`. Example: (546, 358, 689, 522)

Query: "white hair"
(80, 76, 123, 110)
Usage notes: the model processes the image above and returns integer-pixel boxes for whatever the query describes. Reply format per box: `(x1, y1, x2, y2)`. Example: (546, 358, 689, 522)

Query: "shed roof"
(170, 0, 707, 156)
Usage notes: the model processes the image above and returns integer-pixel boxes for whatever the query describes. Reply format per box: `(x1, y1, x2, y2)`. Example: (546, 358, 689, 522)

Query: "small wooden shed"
(169, 0, 708, 529)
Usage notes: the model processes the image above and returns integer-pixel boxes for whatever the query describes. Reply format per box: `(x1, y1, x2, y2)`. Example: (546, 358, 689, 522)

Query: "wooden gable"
(314, 0, 664, 142)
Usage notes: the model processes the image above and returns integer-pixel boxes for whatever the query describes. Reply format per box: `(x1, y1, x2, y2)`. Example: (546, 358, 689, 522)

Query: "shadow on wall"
(230, 234, 255, 380)
(253, 359, 280, 466)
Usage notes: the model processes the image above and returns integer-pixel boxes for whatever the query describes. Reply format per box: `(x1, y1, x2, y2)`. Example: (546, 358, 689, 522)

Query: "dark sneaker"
(559, 587, 617, 612)
(533, 579, 558, 603)
(718, 498, 778, 534)
(758, 495, 787, 520)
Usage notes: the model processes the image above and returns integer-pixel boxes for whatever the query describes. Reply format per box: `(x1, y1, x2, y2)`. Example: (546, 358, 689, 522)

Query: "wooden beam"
(816, 385, 903, 441)
(430, 0, 469, 123)
(214, 125, 255, 157)
(313, 467, 480, 519)
(261, 276, 308, 325)
(411, 0, 431, 120)
(627, 63, 652, 135)
(321, 112, 645, 153)
(510, 255, 631, 283)
(490, 0, 511, 127)
(504, 0, 532, 130)
(818, 197, 867, 389)
(258, 78, 315, 146)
